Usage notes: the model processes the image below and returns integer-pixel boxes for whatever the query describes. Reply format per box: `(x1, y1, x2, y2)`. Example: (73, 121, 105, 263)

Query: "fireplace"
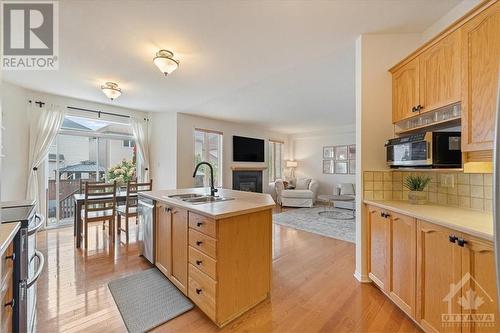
(232, 170, 263, 193)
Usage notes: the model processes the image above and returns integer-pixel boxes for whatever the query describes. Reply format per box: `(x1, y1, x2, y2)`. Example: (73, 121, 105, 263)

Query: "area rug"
(273, 207, 355, 243)
(108, 268, 193, 333)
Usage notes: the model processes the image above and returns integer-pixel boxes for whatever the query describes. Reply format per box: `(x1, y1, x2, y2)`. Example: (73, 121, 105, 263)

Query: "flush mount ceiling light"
(153, 49, 179, 76)
(101, 82, 122, 100)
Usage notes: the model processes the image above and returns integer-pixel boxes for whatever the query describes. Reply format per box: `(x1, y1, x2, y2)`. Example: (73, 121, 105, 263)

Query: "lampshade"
(153, 49, 179, 75)
(286, 160, 298, 168)
(100, 82, 122, 100)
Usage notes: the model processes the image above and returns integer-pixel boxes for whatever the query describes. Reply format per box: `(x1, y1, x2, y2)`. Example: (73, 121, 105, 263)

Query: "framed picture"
(323, 146, 334, 160)
(349, 159, 356, 174)
(323, 160, 334, 174)
(335, 161, 348, 174)
(335, 146, 348, 160)
(348, 145, 356, 160)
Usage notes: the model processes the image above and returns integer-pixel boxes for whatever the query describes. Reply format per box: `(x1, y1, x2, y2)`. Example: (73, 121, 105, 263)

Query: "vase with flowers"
(107, 159, 136, 187)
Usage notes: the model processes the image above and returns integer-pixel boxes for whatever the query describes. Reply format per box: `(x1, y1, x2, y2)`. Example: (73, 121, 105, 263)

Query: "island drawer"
(188, 264, 216, 321)
(189, 246, 217, 279)
(189, 212, 216, 238)
(189, 229, 217, 259)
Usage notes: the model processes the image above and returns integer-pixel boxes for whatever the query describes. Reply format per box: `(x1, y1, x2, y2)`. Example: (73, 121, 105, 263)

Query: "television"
(233, 136, 265, 162)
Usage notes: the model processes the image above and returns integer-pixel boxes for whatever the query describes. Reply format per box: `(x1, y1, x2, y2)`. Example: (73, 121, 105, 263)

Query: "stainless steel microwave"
(385, 132, 462, 168)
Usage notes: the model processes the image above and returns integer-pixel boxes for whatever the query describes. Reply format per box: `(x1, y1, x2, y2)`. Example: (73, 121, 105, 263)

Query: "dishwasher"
(137, 196, 155, 264)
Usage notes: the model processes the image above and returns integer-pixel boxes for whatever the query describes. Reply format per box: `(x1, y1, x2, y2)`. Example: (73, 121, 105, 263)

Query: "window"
(194, 128, 223, 187)
(123, 139, 135, 147)
(268, 140, 284, 182)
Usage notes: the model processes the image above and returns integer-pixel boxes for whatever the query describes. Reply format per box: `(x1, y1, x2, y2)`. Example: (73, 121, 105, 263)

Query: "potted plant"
(404, 175, 431, 204)
(107, 159, 136, 187)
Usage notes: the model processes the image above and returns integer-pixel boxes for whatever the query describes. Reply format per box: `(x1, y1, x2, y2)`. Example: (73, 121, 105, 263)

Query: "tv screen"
(233, 136, 265, 162)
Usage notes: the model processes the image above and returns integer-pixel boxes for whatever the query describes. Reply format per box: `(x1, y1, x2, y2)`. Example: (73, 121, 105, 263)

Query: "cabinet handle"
(449, 235, 458, 243)
(5, 253, 15, 262)
(196, 260, 202, 265)
(172, 210, 178, 214)
(417, 104, 424, 111)
(165, 207, 171, 213)
(4, 299, 14, 308)
(385, 213, 391, 218)
(393, 217, 400, 221)
(412, 106, 417, 112)
(196, 288, 202, 295)
(197, 222, 203, 227)
(457, 238, 467, 247)
(196, 241, 203, 246)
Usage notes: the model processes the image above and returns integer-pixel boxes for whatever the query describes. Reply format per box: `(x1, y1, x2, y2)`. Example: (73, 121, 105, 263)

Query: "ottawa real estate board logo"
(1, 1, 59, 70)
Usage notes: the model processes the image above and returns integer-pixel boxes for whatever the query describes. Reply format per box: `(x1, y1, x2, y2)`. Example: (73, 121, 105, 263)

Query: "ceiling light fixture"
(153, 49, 179, 76)
(101, 82, 122, 100)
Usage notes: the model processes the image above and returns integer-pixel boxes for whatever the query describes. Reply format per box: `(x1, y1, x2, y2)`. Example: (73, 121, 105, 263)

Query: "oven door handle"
(27, 250, 45, 288)
(28, 214, 45, 236)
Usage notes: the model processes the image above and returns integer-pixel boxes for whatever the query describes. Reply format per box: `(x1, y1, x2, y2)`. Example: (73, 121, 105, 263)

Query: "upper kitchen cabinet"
(461, 1, 500, 152)
(419, 30, 461, 114)
(392, 58, 420, 123)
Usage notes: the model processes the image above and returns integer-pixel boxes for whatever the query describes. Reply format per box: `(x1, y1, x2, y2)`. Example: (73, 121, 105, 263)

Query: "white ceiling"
(3, 0, 461, 134)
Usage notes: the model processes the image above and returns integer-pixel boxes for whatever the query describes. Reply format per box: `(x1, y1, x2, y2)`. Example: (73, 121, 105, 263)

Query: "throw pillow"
(296, 178, 312, 190)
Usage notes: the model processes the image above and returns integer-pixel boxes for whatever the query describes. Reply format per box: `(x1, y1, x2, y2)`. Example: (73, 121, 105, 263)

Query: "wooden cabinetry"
(392, 58, 420, 123)
(461, 1, 500, 152)
(0, 239, 15, 333)
(416, 220, 462, 333)
(155, 203, 172, 277)
(367, 206, 416, 317)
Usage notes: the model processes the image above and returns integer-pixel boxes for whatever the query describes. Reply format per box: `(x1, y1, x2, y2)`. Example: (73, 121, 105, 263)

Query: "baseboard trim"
(353, 270, 371, 283)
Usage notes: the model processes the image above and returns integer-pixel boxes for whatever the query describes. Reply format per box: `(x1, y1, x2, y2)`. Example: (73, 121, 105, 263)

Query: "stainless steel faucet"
(193, 161, 218, 197)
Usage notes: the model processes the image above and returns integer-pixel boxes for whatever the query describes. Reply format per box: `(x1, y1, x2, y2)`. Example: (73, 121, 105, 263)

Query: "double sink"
(166, 193, 234, 205)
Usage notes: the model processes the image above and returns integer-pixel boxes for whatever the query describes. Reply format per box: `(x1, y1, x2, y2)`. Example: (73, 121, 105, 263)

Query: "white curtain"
(26, 103, 65, 212)
(130, 116, 151, 181)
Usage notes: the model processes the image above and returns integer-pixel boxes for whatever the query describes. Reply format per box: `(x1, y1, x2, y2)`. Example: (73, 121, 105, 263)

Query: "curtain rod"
(67, 106, 130, 119)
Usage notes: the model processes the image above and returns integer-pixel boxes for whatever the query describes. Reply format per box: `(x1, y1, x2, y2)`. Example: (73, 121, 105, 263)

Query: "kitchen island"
(139, 188, 275, 327)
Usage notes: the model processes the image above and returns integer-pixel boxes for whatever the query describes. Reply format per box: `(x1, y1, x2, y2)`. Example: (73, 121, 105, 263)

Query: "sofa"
(275, 178, 319, 208)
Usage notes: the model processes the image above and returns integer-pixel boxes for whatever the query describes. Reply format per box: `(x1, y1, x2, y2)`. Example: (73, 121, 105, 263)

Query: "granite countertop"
(140, 188, 276, 219)
(0, 223, 20, 256)
(364, 200, 493, 241)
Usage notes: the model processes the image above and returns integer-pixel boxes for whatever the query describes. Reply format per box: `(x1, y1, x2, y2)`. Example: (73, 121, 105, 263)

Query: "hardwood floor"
(35, 211, 421, 333)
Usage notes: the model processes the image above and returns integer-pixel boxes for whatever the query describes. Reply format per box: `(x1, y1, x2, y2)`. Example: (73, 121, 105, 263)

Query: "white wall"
(291, 125, 355, 195)
(354, 33, 421, 282)
(0, 82, 147, 203)
(421, 0, 481, 43)
(149, 111, 177, 190)
(175, 113, 289, 193)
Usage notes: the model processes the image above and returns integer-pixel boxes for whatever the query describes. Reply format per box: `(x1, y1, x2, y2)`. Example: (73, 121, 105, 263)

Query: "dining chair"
(117, 180, 153, 242)
(82, 181, 117, 249)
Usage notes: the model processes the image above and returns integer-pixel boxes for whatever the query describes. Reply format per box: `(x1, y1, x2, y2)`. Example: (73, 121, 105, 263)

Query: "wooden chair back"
(84, 182, 117, 222)
(123, 180, 153, 215)
(80, 179, 105, 194)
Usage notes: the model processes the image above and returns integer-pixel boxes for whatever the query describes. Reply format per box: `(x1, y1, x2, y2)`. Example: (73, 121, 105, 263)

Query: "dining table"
(73, 191, 137, 248)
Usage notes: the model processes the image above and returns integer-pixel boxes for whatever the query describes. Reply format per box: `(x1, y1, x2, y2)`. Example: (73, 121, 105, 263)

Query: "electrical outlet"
(440, 174, 455, 188)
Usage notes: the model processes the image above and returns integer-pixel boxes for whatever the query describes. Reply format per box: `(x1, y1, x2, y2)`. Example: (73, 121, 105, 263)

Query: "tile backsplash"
(363, 171, 493, 212)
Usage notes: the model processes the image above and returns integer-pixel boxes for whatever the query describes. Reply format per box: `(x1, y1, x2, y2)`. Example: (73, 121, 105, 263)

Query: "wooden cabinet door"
(461, 2, 500, 152)
(170, 207, 188, 294)
(367, 206, 389, 291)
(461, 235, 499, 333)
(392, 57, 420, 123)
(417, 220, 462, 333)
(155, 204, 172, 277)
(419, 30, 461, 113)
(388, 212, 416, 318)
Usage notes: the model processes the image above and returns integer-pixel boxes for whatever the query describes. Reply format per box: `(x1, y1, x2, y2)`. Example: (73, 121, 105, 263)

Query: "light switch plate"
(440, 174, 455, 188)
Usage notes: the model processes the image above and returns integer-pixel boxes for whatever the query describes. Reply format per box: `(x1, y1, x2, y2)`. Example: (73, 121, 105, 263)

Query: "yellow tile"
(438, 185, 447, 194)
(427, 182, 437, 193)
(392, 182, 402, 191)
(364, 182, 374, 190)
(364, 190, 374, 200)
(393, 172, 402, 181)
(457, 173, 470, 185)
(364, 171, 374, 181)
(447, 186, 458, 195)
(471, 198, 484, 211)
(383, 172, 392, 182)
(373, 181, 383, 191)
(448, 195, 458, 206)
(485, 199, 493, 212)
(428, 173, 438, 183)
(484, 186, 493, 200)
(470, 185, 484, 198)
(428, 192, 438, 204)
(402, 190, 409, 200)
(470, 174, 484, 186)
(383, 182, 392, 191)
(484, 174, 493, 186)
(373, 172, 383, 181)
(438, 193, 447, 205)
(374, 191, 383, 200)
(383, 191, 393, 200)
(459, 196, 471, 209)
(457, 184, 470, 196)
(393, 191, 402, 200)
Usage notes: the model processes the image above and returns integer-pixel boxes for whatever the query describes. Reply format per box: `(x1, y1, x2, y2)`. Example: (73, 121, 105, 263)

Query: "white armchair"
(275, 178, 319, 208)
